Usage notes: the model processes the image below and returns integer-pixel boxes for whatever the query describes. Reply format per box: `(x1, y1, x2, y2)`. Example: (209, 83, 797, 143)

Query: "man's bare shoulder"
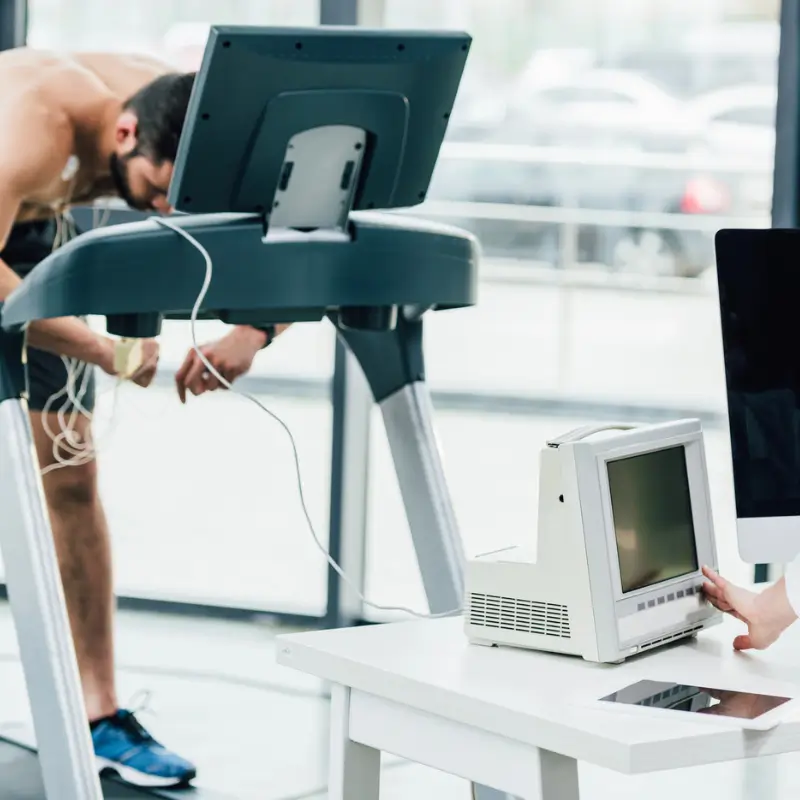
(71, 51, 178, 97)
(0, 53, 75, 192)
(0, 104, 73, 196)
(0, 47, 71, 70)
(73, 51, 178, 75)
(0, 48, 177, 108)
(0, 47, 175, 73)
(0, 48, 104, 113)
(0, 51, 74, 135)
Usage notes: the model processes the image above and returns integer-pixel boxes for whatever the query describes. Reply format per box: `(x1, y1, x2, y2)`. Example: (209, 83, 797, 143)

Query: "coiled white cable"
(38, 357, 123, 475)
(38, 207, 123, 475)
(153, 216, 463, 620)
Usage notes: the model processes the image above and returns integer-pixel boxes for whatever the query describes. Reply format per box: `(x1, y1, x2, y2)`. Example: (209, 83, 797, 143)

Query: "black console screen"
(716, 229, 800, 519)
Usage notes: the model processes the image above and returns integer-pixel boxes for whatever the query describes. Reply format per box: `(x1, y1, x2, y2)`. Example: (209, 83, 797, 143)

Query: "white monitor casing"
(737, 516, 800, 567)
(464, 419, 722, 663)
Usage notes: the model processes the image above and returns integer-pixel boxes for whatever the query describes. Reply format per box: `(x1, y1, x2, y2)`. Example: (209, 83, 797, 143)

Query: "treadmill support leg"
(335, 313, 465, 613)
(0, 333, 102, 800)
(337, 314, 514, 800)
(377, 382, 465, 612)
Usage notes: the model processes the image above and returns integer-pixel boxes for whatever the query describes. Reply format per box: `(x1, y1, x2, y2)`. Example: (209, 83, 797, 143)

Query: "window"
(363, 0, 779, 620)
(13, 0, 780, 621)
(27, 1, 319, 57)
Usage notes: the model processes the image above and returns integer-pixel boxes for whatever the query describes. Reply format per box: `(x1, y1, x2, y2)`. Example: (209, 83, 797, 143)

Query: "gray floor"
(0, 605, 799, 798)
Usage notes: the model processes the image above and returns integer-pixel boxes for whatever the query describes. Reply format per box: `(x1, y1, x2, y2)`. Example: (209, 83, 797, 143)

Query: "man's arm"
(0, 228, 116, 374)
(0, 120, 115, 372)
(1, 267, 113, 371)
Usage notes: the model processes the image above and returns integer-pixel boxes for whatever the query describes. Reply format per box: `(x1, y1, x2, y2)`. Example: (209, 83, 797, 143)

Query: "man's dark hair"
(123, 72, 196, 164)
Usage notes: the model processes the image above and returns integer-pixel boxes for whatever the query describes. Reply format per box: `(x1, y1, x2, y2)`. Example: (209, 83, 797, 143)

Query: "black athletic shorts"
(1, 218, 96, 413)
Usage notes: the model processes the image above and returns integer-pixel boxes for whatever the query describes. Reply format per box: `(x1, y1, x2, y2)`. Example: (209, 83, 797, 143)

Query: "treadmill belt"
(0, 737, 223, 799)
(0, 738, 142, 798)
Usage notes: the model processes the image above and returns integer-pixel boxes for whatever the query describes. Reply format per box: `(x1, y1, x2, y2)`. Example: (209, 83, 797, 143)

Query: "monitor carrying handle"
(547, 423, 639, 447)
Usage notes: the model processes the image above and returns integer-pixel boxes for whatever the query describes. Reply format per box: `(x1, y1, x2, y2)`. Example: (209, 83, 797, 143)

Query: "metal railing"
(436, 140, 774, 173)
(397, 200, 768, 293)
(390, 141, 774, 292)
(402, 199, 768, 235)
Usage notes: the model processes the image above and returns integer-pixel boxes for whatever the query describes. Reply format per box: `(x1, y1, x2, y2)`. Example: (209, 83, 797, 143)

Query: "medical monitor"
(715, 228, 800, 564)
(465, 419, 720, 663)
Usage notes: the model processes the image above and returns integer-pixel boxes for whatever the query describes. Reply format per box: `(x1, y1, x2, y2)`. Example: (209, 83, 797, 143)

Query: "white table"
(276, 614, 800, 800)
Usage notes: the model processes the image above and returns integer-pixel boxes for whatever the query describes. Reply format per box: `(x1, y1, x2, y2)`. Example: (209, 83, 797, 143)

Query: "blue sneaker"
(91, 709, 197, 788)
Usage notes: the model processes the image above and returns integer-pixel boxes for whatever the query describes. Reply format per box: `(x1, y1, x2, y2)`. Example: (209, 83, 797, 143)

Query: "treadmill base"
(0, 736, 223, 799)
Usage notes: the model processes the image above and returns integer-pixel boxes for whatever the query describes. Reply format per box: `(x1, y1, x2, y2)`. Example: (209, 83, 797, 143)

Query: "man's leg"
(28, 411, 117, 722)
(24, 349, 197, 788)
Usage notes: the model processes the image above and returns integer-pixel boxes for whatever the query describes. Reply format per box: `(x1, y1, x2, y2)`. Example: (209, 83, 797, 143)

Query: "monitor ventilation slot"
(468, 593, 571, 639)
(640, 624, 704, 652)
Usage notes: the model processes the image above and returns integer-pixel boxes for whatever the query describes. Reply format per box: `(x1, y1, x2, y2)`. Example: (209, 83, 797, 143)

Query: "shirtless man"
(0, 48, 280, 788)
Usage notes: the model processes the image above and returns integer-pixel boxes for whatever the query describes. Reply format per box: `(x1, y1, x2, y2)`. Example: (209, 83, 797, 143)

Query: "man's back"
(0, 48, 174, 224)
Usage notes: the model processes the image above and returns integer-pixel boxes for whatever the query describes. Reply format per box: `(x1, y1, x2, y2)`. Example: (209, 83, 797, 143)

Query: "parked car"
(421, 136, 771, 278)
(498, 69, 696, 153)
(688, 84, 776, 157)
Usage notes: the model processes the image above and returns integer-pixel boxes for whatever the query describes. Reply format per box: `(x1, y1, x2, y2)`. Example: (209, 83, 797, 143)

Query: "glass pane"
(365, 0, 778, 618)
(28, 1, 319, 60)
(95, 378, 332, 612)
(0, 375, 333, 612)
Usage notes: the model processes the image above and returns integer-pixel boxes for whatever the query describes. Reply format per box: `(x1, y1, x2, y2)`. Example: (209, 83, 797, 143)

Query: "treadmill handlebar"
(0, 212, 479, 335)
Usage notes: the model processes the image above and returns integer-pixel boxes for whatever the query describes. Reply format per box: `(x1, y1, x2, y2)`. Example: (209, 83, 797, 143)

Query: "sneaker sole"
(96, 757, 197, 789)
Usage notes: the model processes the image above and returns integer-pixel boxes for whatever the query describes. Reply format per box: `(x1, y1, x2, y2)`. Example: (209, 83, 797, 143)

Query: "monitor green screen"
(607, 446, 698, 594)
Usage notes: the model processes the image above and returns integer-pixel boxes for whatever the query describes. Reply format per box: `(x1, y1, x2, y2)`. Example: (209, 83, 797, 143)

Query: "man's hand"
(127, 339, 160, 388)
(702, 565, 798, 651)
(175, 326, 267, 403)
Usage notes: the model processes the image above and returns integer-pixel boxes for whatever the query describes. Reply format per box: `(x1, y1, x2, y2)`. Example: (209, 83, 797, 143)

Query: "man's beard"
(109, 152, 149, 211)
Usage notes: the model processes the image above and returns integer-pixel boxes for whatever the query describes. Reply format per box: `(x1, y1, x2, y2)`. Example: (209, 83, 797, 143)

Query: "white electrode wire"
(92, 201, 112, 229)
(52, 360, 91, 459)
(39, 360, 122, 476)
(153, 216, 462, 620)
(38, 207, 123, 476)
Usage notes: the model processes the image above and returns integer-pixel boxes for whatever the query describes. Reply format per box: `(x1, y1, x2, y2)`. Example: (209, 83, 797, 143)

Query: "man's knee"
(42, 461, 99, 511)
(30, 412, 99, 509)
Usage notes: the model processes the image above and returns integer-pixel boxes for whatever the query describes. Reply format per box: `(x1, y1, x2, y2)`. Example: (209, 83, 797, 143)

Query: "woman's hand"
(702, 565, 798, 651)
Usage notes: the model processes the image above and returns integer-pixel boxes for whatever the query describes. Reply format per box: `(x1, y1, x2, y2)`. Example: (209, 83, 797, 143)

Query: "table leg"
(472, 751, 579, 800)
(328, 684, 381, 800)
(533, 750, 580, 800)
(472, 785, 515, 800)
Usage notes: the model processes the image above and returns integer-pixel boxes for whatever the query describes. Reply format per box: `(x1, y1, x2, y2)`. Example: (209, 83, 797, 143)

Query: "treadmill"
(0, 24, 504, 800)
